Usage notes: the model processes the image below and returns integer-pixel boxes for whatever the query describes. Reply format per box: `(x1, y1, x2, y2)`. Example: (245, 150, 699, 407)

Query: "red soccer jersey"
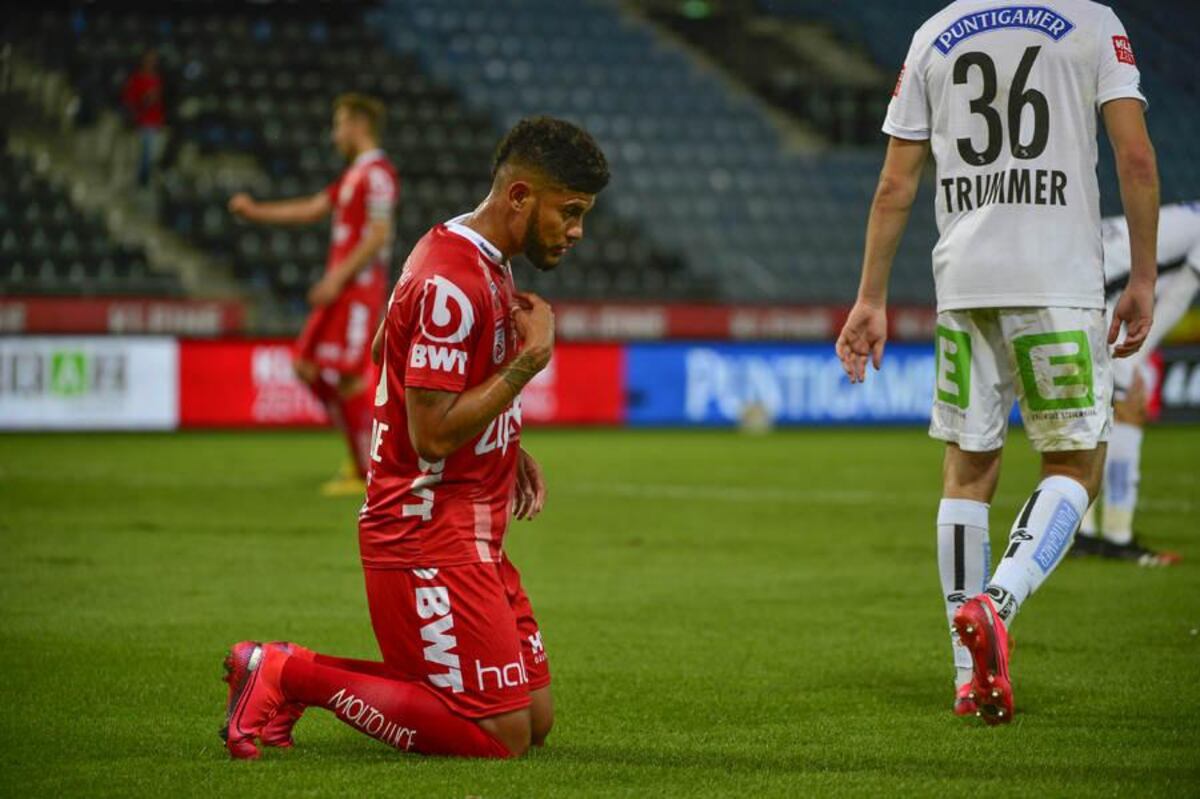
(326, 149, 398, 297)
(359, 216, 522, 568)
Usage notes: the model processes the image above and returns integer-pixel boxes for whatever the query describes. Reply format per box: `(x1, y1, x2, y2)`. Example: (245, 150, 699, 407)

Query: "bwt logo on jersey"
(933, 6, 1074, 55)
(409, 343, 468, 375)
(419, 275, 475, 344)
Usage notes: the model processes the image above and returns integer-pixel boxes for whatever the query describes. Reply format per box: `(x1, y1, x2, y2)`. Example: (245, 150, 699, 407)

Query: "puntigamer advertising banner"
(625, 342, 939, 426)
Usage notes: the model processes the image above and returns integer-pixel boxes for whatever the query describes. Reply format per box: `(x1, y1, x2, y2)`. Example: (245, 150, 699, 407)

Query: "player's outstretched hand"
(1109, 279, 1154, 358)
(836, 301, 887, 383)
(228, 192, 255, 218)
(511, 292, 555, 369)
(513, 447, 547, 521)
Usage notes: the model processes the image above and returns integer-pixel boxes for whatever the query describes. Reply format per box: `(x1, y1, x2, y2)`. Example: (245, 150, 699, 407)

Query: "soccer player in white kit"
(836, 1, 1159, 724)
(1074, 201, 1200, 564)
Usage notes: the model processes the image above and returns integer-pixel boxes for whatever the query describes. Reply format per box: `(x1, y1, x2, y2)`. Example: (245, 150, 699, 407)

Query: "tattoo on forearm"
(499, 352, 541, 393)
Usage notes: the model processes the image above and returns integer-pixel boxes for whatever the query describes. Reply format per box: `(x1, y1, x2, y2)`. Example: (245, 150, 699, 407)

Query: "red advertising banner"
(179, 340, 328, 427)
(521, 343, 625, 425)
(552, 302, 939, 342)
(178, 339, 624, 428)
(0, 296, 244, 336)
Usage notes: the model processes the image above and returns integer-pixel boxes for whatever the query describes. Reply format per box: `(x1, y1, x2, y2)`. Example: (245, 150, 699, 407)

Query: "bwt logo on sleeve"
(933, 6, 1074, 55)
(409, 343, 467, 375)
(419, 275, 475, 344)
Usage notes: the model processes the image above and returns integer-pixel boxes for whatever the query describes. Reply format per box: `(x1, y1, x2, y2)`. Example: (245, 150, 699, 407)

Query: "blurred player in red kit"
(229, 93, 396, 495)
(220, 117, 609, 759)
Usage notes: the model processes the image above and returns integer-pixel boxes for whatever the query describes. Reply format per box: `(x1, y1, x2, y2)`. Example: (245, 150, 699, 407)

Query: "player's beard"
(523, 201, 558, 272)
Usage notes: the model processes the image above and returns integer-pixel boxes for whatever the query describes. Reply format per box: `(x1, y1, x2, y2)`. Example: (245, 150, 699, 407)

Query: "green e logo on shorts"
(935, 325, 971, 409)
(1013, 330, 1093, 411)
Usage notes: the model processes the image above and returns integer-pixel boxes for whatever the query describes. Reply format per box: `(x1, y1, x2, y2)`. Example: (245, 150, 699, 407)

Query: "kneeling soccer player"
(220, 117, 609, 759)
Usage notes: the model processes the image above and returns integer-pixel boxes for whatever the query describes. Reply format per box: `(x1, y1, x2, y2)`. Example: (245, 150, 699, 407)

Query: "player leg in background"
(331, 369, 373, 486)
(320, 298, 380, 495)
(1077, 369, 1147, 556)
(1081, 267, 1197, 563)
(292, 357, 371, 496)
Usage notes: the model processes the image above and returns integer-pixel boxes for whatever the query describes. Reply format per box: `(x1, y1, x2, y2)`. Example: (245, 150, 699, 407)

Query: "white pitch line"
(563, 481, 1198, 513)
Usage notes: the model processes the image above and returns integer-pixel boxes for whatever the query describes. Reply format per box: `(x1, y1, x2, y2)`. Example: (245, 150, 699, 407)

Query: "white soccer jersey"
(1102, 201, 1200, 393)
(1102, 201, 1200, 285)
(885, 0, 1146, 312)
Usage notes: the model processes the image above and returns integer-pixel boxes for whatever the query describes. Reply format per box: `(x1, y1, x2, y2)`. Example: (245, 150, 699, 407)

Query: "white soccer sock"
(987, 475, 1089, 623)
(1102, 422, 1143, 546)
(937, 498, 990, 687)
(1079, 501, 1099, 537)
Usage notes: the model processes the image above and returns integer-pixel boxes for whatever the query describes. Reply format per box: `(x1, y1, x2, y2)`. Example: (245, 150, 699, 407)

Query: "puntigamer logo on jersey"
(933, 6, 1074, 55)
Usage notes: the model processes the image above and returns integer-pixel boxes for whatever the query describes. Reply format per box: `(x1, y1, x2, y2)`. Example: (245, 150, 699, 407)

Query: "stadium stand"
(371, 0, 937, 304)
(8, 0, 1191, 319)
(641, 1, 891, 146)
(0, 148, 178, 297)
(4, 3, 692, 328)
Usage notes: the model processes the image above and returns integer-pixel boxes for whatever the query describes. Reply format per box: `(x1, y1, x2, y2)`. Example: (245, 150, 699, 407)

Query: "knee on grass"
(531, 710, 553, 748)
(480, 710, 533, 758)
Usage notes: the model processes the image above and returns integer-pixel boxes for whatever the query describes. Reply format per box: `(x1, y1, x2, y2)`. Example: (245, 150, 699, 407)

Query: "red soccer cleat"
(219, 641, 288, 759)
(953, 594, 1014, 725)
(259, 641, 315, 748)
(953, 682, 978, 717)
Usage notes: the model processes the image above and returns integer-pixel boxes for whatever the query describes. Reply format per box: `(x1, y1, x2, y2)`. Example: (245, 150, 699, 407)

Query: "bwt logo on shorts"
(414, 575, 464, 693)
(419, 276, 475, 344)
(933, 6, 1074, 55)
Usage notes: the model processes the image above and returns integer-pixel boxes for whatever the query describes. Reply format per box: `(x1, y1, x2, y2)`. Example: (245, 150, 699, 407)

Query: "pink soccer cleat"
(953, 682, 978, 717)
(219, 641, 288, 759)
(953, 594, 1014, 725)
(258, 641, 315, 748)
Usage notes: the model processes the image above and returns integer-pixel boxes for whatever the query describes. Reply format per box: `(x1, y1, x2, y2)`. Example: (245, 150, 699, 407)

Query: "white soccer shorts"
(929, 307, 1112, 452)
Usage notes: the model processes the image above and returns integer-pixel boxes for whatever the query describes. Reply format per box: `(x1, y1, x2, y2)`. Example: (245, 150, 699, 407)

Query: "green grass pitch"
(1, 427, 1197, 797)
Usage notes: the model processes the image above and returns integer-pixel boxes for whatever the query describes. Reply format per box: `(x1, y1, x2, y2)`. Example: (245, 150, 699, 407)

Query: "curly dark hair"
(492, 116, 610, 194)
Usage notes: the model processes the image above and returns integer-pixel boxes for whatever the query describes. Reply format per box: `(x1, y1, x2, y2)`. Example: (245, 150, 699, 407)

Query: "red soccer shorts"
(294, 288, 381, 376)
(362, 555, 551, 719)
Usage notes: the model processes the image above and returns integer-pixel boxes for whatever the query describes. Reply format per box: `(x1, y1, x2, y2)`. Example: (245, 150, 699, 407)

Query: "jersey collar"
(351, 148, 384, 167)
(444, 213, 507, 268)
